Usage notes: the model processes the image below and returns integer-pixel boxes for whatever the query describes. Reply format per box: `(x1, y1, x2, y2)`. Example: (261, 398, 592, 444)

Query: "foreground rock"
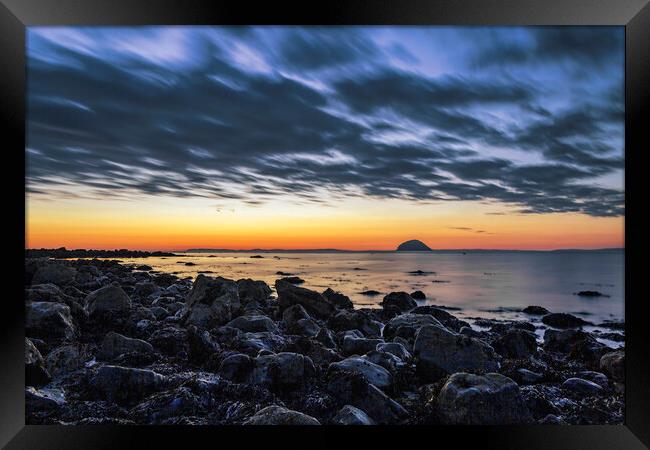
(414, 325, 499, 379)
(26, 301, 75, 340)
(333, 405, 375, 425)
(84, 284, 131, 318)
(98, 332, 153, 361)
(600, 350, 624, 383)
(437, 373, 531, 424)
(329, 357, 392, 388)
(185, 275, 240, 327)
(243, 405, 320, 425)
(25, 338, 50, 387)
(275, 280, 335, 318)
(93, 365, 165, 403)
(542, 313, 591, 329)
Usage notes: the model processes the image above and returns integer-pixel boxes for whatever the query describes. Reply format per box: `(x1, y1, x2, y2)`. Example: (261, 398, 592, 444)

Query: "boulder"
(328, 309, 381, 337)
(516, 368, 543, 385)
(411, 306, 469, 332)
(544, 329, 593, 353)
(84, 284, 131, 318)
(315, 327, 338, 349)
(149, 326, 188, 356)
(31, 263, 76, 286)
(275, 280, 335, 319)
(244, 405, 320, 425)
(98, 332, 153, 361)
(185, 275, 240, 327)
(187, 325, 219, 365)
(251, 352, 316, 387)
(322, 288, 354, 309)
(410, 290, 426, 300)
(492, 329, 538, 358)
(414, 325, 499, 379)
(26, 301, 75, 340)
(376, 342, 411, 360)
(342, 336, 384, 356)
(219, 353, 255, 383)
(562, 377, 603, 395)
(363, 350, 404, 372)
(25, 338, 50, 387)
(46, 344, 87, 377)
(381, 292, 417, 312)
(522, 305, 549, 315)
(237, 278, 272, 304)
(383, 313, 442, 340)
(25, 387, 66, 412)
(326, 371, 407, 424)
(333, 405, 375, 425)
(542, 313, 591, 329)
(329, 356, 392, 388)
(93, 365, 165, 403)
(600, 350, 624, 383)
(225, 315, 279, 333)
(437, 373, 532, 424)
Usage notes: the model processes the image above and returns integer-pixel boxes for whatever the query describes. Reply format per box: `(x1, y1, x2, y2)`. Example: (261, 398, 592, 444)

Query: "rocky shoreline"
(25, 248, 177, 259)
(25, 257, 624, 425)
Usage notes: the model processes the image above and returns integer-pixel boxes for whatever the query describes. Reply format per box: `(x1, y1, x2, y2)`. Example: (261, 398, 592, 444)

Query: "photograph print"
(25, 26, 625, 426)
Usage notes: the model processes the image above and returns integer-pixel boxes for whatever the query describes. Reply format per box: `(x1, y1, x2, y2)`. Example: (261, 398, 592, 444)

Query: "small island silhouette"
(396, 239, 432, 251)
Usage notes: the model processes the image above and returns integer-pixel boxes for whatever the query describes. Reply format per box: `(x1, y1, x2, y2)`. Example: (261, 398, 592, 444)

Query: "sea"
(116, 249, 625, 347)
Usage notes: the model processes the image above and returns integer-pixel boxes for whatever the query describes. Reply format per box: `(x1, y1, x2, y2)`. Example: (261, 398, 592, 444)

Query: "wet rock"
(326, 371, 407, 424)
(219, 353, 255, 383)
(26, 387, 66, 411)
(226, 315, 279, 333)
(411, 306, 469, 332)
(244, 405, 320, 425)
(280, 276, 305, 285)
(149, 306, 169, 320)
(149, 326, 188, 356)
(363, 350, 404, 372)
(134, 282, 159, 298)
(84, 284, 132, 318)
(578, 371, 608, 388)
(516, 368, 543, 385)
(414, 325, 499, 379)
(233, 331, 284, 356)
(237, 278, 272, 304)
(562, 378, 603, 395)
(328, 309, 381, 337)
(459, 326, 483, 338)
(93, 365, 165, 403)
(492, 329, 538, 358)
(381, 292, 417, 312)
(322, 288, 354, 309)
(575, 291, 606, 297)
(544, 329, 593, 353)
(131, 386, 204, 424)
(410, 290, 426, 300)
(600, 350, 624, 383)
(333, 405, 375, 425)
(26, 301, 75, 340)
(437, 373, 531, 424)
(32, 263, 76, 286)
(187, 325, 219, 365)
(359, 290, 381, 296)
(315, 327, 338, 349)
(342, 335, 384, 356)
(522, 305, 549, 315)
(275, 280, 335, 319)
(282, 304, 320, 336)
(285, 336, 341, 366)
(185, 275, 240, 327)
(383, 313, 442, 340)
(376, 342, 411, 360)
(25, 338, 50, 387)
(251, 352, 316, 387)
(330, 356, 392, 388)
(542, 313, 591, 329)
(99, 331, 153, 361)
(46, 344, 87, 377)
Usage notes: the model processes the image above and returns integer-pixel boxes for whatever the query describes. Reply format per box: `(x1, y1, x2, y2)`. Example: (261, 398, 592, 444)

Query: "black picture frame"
(2, 0, 648, 448)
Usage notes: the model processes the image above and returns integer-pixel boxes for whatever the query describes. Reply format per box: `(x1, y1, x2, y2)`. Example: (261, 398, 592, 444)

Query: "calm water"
(117, 250, 624, 331)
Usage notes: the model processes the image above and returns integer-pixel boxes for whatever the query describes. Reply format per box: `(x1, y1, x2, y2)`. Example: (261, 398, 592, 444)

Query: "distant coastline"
(185, 247, 624, 254)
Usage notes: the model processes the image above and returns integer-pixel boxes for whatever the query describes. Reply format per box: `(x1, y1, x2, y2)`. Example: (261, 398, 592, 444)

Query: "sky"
(25, 26, 625, 251)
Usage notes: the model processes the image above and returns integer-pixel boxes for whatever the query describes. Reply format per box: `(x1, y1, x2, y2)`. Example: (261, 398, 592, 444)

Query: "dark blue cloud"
(26, 26, 624, 217)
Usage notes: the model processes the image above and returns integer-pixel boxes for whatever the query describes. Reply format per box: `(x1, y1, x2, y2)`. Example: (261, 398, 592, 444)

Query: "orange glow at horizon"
(26, 195, 624, 251)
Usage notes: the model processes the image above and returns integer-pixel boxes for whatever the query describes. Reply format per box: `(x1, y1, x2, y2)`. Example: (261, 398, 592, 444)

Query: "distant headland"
(25, 248, 178, 258)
